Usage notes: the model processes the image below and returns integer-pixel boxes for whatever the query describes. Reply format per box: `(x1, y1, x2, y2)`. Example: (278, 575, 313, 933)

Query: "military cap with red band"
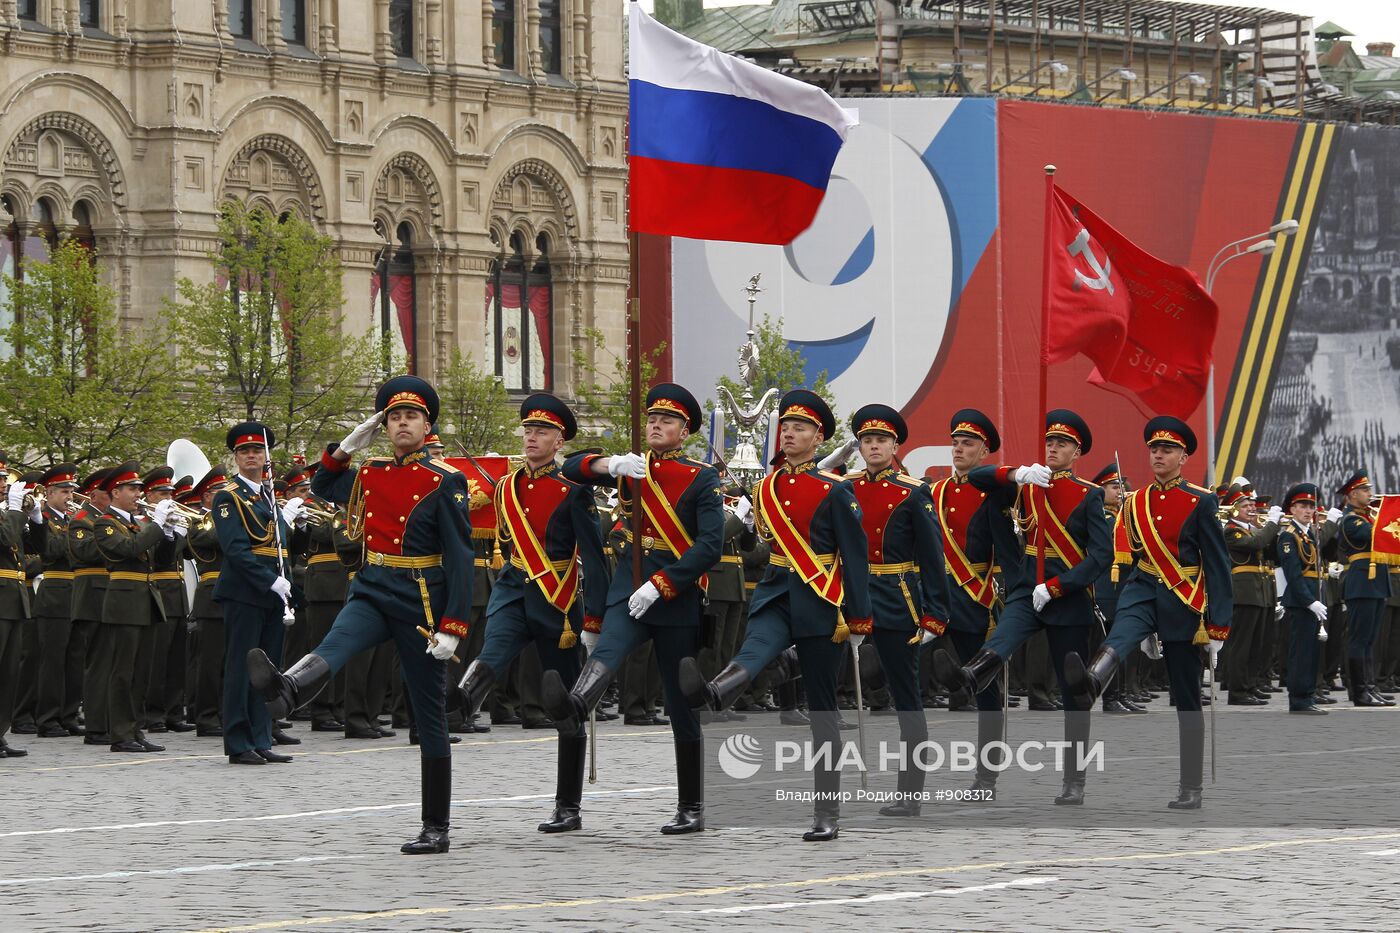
(778, 388, 835, 439)
(1284, 482, 1318, 509)
(949, 408, 1001, 453)
(1143, 415, 1197, 455)
(226, 421, 275, 451)
(646, 382, 703, 433)
(101, 461, 144, 492)
(41, 463, 79, 488)
(850, 403, 907, 444)
(520, 392, 579, 441)
(376, 374, 440, 424)
(142, 465, 176, 491)
(1337, 470, 1371, 498)
(1044, 408, 1093, 454)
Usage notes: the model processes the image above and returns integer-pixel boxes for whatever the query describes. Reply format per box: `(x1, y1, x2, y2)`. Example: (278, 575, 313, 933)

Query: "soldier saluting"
(250, 376, 474, 855)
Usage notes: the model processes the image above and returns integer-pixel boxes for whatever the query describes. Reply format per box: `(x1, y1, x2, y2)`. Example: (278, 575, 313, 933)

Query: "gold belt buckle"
(642, 535, 656, 549)
(367, 551, 385, 567)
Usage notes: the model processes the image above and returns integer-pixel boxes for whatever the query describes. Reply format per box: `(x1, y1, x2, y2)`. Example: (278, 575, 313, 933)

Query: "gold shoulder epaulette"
(818, 469, 847, 482)
(221, 481, 239, 492)
(430, 458, 461, 474)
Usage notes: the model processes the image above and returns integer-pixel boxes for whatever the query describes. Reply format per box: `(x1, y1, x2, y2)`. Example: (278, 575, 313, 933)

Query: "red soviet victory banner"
(1048, 185, 1219, 418)
(1044, 186, 1131, 375)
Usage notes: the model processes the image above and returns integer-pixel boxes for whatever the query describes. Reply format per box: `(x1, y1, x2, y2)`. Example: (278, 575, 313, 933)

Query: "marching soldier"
(696, 480, 755, 723)
(33, 464, 83, 738)
(458, 393, 610, 833)
(681, 389, 873, 842)
(186, 468, 228, 736)
(251, 376, 474, 854)
(1276, 484, 1328, 714)
(141, 466, 194, 733)
(1089, 462, 1141, 714)
(213, 424, 310, 765)
(70, 467, 113, 745)
(924, 410, 1034, 796)
(1334, 471, 1394, 706)
(540, 383, 725, 836)
(934, 410, 1106, 805)
(94, 463, 182, 753)
(1221, 485, 1282, 705)
(1064, 417, 1233, 810)
(843, 403, 949, 817)
(1, 464, 47, 757)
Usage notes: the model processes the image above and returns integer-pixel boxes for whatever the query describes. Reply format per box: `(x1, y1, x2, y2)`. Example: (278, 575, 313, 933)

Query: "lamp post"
(1201, 219, 1300, 485)
(992, 59, 1069, 94)
(1130, 71, 1206, 105)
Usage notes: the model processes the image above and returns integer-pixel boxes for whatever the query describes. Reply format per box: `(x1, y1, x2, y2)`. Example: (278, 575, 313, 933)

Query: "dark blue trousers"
(314, 597, 451, 759)
(590, 604, 701, 742)
(221, 601, 284, 756)
(479, 600, 584, 737)
(1348, 597, 1384, 661)
(1286, 607, 1322, 709)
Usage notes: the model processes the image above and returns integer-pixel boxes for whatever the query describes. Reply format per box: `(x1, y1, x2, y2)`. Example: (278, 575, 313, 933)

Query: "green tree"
(166, 202, 381, 461)
(0, 238, 201, 469)
(437, 347, 516, 454)
(570, 326, 667, 454)
(712, 313, 845, 457)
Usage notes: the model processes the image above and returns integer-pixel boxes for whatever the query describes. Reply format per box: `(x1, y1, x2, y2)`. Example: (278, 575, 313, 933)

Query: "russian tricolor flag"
(628, 3, 858, 246)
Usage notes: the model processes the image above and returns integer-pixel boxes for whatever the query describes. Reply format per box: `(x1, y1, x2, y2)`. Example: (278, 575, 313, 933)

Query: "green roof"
(1313, 21, 1353, 39)
(678, 3, 779, 53)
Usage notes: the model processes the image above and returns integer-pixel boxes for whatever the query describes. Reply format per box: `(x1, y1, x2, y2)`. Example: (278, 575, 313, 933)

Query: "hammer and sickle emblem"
(1067, 227, 1114, 295)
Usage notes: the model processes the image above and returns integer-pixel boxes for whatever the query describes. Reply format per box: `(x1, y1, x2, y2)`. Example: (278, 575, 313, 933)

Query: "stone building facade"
(0, 0, 629, 398)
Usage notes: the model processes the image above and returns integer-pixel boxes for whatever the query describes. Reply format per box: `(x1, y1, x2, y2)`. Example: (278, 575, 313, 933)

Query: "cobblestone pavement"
(3, 704, 1400, 932)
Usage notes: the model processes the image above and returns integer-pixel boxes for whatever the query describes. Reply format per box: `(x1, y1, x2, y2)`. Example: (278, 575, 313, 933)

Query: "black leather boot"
(661, 739, 705, 834)
(1167, 710, 1204, 810)
(1054, 711, 1091, 805)
(1063, 645, 1121, 710)
(933, 648, 1002, 709)
(401, 756, 452, 854)
(1367, 658, 1395, 704)
(680, 658, 751, 712)
(457, 660, 496, 719)
(858, 642, 886, 692)
(803, 751, 841, 841)
(1350, 658, 1384, 707)
(248, 651, 331, 721)
(539, 734, 587, 833)
(542, 658, 613, 735)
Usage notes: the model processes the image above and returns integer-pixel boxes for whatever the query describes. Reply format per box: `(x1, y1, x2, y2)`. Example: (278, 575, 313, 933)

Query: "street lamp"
(1201, 220, 1298, 485)
(992, 59, 1069, 93)
(1130, 71, 1206, 105)
(1087, 68, 1137, 102)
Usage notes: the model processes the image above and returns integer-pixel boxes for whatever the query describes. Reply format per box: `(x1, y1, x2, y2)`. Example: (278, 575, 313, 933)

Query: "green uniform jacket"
(1, 508, 45, 620)
(303, 508, 359, 604)
(185, 512, 222, 620)
(1226, 519, 1280, 608)
(705, 510, 751, 605)
(95, 508, 172, 627)
(68, 506, 109, 622)
(34, 507, 74, 620)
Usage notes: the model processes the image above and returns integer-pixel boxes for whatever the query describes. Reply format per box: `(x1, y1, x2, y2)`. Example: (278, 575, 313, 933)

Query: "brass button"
(412, 494, 419, 501)
(954, 486, 961, 493)
(823, 483, 830, 490)
(950, 506, 957, 513)
(393, 538, 400, 544)
(412, 465, 419, 471)
(979, 492, 985, 498)
(1156, 515, 1163, 521)
(366, 534, 373, 540)
(1159, 494, 1167, 501)
(528, 483, 534, 490)
(433, 476, 440, 483)
(364, 490, 371, 496)
(384, 465, 391, 471)
(399, 515, 405, 522)
(875, 527, 882, 534)
(886, 504, 894, 510)
(366, 512, 373, 518)
(789, 478, 796, 485)
(882, 482, 888, 487)
(361, 468, 369, 475)
(783, 500, 791, 506)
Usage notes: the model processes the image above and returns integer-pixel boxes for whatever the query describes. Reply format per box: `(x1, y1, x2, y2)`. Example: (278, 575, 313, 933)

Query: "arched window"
(0, 196, 17, 360)
(73, 201, 96, 252)
(492, 0, 515, 70)
(488, 231, 552, 392)
(373, 221, 418, 373)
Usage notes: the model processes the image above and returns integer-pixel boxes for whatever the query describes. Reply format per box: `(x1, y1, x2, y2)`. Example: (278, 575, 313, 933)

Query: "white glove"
(151, 499, 177, 528)
(281, 496, 307, 528)
(271, 575, 293, 601)
(582, 630, 599, 652)
(1317, 623, 1329, 643)
(1325, 507, 1344, 523)
(1014, 464, 1053, 488)
(1275, 603, 1285, 621)
(1264, 505, 1283, 524)
(608, 452, 648, 479)
(1206, 639, 1223, 658)
(1032, 583, 1052, 612)
(847, 633, 865, 648)
(818, 437, 859, 471)
(734, 495, 754, 530)
(919, 630, 937, 646)
(5, 482, 26, 511)
(1308, 600, 1328, 622)
(627, 580, 661, 618)
(28, 500, 43, 524)
(339, 410, 385, 456)
(171, 521, 187, 538)
(1328, 563, 1343, 580)
(427, 632, 459, 661)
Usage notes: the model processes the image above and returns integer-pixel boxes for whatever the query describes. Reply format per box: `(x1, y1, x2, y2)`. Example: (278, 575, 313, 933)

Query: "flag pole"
(1037, 164, 1057, 585)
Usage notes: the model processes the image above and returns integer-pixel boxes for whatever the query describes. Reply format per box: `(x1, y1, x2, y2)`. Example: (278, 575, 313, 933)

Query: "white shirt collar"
(110, 506, 132, 521)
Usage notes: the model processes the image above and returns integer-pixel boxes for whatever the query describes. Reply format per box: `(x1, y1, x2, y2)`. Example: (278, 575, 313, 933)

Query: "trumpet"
(303, 504, 340, 527)
(138, 496, 206, 528)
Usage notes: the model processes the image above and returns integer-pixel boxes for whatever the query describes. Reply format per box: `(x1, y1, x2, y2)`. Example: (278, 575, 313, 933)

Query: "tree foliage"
(570, 326, 667, 454)
(166, 203, 381, 461)
(437, 347, 516, 454)
(0, 238, 200, 469)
